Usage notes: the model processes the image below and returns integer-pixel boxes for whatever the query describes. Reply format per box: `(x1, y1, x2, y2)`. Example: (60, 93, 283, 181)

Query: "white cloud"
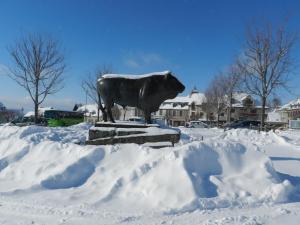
(124, 52, 165, 69)
(124, 59, 140, 68)
(140, 53, 163, 65)
(0, 64, 10, 76)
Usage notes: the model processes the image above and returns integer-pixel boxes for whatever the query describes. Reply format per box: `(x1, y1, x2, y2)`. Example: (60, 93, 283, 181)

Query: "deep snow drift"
(0, 124, 300, 224)
(0, 124, 300, 225)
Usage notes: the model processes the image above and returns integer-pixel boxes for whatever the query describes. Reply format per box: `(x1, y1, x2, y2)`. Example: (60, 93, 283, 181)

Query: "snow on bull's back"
(100, 70, 170, 80)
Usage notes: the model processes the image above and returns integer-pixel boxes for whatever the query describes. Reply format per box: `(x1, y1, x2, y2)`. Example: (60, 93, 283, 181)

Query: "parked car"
(224, 120, 261, 130)
(127, 116, 145, 124)
(189, 121, 209, 128)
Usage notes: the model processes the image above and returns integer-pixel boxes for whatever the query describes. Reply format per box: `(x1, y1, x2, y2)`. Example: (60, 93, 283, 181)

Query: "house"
(153, 91, 267, 127)
(276, 98, 300, 126)
(223, 93, 268, 122)
(153, 88, 206, 126)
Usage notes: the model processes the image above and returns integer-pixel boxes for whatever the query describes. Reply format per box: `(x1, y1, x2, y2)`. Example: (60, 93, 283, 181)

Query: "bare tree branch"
(81, 65, 112, 121)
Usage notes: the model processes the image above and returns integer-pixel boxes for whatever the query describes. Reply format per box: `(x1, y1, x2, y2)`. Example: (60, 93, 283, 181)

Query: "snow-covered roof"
(159, 103, 189, 110)
(100, 71, 170, 80)
(24, 111, 34, 117)
(164, 96, 190, 104)
(76, 104, 101, 116)
(163, 91, 206, 105)
(230, 93, 251, 107)
(159, 89, 206, 110)
(280, 98, 300, 111)
(232, 93, 250, 102)
(39, 107, 54, 113)
(190, 92, 206, 105)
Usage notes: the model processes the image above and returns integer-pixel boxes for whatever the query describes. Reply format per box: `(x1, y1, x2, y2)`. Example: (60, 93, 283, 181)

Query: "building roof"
(76, 104, 100, 116)
(280, 98, 300, 111)
(163, 89, 206, 106)
(231, 93, 252, 107)
(159, 103, 189, 110)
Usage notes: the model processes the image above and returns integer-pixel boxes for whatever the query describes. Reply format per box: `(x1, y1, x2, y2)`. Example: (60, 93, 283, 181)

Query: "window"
(231, 109, 235, 113)
(173, 110, 176, 116)
(251, 109, 257, 114)
(159, 109, 162, 115)
(179, 110, 183, 117)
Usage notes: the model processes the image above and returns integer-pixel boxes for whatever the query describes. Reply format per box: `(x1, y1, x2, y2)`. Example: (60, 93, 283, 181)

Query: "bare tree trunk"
(34, 102, 39, 124)
(227, 92, 232, 123)
(34, 85, 39, 124)
(260, 96, 266, 131)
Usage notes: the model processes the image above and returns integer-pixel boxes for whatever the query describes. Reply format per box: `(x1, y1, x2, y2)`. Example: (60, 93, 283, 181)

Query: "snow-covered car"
(189, 121, 209, 128)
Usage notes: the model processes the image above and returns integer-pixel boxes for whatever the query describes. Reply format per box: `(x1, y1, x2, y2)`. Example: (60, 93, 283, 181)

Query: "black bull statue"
(97, 72, 185, 124)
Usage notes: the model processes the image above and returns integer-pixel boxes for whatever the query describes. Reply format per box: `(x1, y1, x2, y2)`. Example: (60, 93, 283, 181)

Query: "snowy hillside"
(0, 124, 300, 224)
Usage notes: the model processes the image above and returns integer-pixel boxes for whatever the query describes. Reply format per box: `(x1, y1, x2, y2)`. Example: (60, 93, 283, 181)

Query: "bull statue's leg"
(101, 108, 108, 122)
(102, 111, 108, 122)
(107, 106, 115, 123)
(144, 111, 152, 124)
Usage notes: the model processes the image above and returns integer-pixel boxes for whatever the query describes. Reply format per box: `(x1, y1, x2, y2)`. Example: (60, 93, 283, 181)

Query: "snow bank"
(0, 125, 295, 213)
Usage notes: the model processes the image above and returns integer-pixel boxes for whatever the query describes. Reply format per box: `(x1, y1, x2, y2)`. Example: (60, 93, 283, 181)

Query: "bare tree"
(222, 64, 242, 123)
(81, 66, 112, 121)
(203, 90, 215, 122)
(205, 74, 227, 126)
(238, 21, 297, 130)
(8, 33, 65, 124)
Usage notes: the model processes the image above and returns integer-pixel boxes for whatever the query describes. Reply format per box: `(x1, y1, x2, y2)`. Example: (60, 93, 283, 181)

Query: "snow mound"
(0, 125, 295, 212)
(220, 129, 290, 147)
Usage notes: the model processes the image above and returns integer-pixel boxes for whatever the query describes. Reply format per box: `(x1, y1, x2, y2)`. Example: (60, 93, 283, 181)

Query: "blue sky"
(0, 0, 300, 112)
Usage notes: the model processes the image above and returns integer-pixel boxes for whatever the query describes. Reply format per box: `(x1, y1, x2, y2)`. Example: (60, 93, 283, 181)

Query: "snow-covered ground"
(0, 124, 300, 224)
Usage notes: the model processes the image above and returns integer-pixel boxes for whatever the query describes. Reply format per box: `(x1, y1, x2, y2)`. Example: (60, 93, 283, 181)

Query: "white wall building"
(153, 88, 207, 126)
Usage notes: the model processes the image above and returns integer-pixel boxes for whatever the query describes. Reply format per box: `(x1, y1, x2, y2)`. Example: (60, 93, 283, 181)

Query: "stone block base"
(86, 122, 180, 147)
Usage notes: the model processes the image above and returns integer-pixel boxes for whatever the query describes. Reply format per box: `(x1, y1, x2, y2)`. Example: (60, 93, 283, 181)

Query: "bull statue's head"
(164, 72, 185, 99)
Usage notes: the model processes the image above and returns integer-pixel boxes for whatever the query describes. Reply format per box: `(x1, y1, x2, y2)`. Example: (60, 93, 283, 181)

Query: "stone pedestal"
(86, 122, 180, 148)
